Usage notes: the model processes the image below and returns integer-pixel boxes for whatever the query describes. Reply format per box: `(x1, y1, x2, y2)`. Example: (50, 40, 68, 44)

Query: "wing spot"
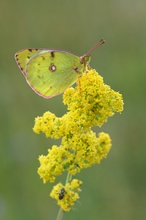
(73, 67, 79, 72)
(37, 75, 44, 80)
(17, 62, 23, 70)
(28, 49, 38, 52)
(51, 51, 55, 57)
(49, 63, 56, 72)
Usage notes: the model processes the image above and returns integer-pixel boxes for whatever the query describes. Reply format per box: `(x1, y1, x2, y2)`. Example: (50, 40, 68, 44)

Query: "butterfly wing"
(15, 49, 84, 98)
(15, 49, 44, 76)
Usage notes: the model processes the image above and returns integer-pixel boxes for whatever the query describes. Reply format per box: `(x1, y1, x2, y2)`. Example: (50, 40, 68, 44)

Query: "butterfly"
(15, 39, 105, 98)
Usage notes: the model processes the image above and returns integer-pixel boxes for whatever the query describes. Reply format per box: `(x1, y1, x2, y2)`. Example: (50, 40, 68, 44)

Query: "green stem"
(56, 207, 64, 220)
(65, 172, 72, 184)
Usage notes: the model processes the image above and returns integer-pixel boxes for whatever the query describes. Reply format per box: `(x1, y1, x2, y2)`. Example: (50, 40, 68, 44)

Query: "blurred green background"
(0, 0, 146, 219)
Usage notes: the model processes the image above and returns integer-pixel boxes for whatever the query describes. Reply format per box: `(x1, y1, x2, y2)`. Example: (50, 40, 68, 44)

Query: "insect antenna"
(80, 39, 105, 64)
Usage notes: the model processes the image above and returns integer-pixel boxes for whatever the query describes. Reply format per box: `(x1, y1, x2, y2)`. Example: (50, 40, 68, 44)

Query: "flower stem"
(65, 172, 72, 184)
(56, 207, 64, 220)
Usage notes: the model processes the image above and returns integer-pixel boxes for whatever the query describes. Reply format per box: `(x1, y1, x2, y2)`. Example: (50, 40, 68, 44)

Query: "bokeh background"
(0, 0, 146, 219)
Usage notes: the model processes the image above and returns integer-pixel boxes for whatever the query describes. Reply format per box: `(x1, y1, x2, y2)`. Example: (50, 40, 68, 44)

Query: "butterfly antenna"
(86, 38, 105, 57)
(81, 39, 105, 63)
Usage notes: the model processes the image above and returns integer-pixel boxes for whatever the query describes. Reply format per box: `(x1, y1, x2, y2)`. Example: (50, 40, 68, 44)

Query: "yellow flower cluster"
(50, 179, 82, 211)
(38, 132, 111, 183)
(33, 69, 124, 210)
(33, 70, 123, 138)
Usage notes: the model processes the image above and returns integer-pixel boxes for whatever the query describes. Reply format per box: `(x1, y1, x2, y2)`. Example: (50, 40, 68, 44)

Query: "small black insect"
(59, 188, 66, 200)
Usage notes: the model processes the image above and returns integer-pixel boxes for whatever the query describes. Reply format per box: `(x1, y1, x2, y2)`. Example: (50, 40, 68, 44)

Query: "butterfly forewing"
(15, 49, 46, 75)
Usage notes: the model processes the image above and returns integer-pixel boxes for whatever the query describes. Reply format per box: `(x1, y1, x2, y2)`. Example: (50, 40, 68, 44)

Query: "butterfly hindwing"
(15, 49, 84, 98)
